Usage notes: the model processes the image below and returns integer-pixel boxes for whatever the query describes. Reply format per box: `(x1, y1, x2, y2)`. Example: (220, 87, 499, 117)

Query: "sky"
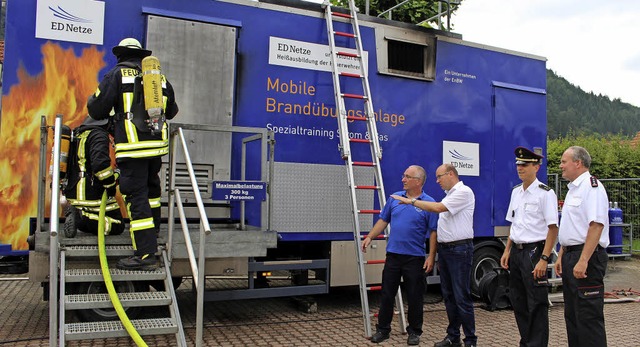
(452, 0, 640, 107)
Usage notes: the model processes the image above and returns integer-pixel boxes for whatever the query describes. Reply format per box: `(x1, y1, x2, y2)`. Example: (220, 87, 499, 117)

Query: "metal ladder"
(324, 0, 407, 338)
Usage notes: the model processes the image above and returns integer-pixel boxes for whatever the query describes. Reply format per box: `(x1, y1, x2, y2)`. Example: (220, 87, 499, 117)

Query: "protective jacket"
(64, 124, 123, 234)
(87, 57, 179, 161)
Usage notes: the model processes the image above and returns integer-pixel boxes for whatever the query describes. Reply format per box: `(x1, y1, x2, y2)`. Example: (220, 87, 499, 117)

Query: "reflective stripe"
(94, 88, 101, 97)
(122, 76, 136, 84)
(69, 199, 119, 210)
(130, 217, 154, 232)
(115, 140, 168, 151)
(149, 197, 161, 208)
(80, 210, 122, 235)
(116, 147, 168, 159)
(76, 132, 89, 201)
(124, 119, 138, 143)
(122, 92, 133, 113)
(95, 166, 114, 180)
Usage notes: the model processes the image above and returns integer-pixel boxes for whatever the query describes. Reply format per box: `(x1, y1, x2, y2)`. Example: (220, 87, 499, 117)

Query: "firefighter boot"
(116, 254, 158, 271)
(63, 205, 79, 238)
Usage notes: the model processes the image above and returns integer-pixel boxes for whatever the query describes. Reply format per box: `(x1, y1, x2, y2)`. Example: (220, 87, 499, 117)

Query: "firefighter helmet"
(112, 37, 152, 58)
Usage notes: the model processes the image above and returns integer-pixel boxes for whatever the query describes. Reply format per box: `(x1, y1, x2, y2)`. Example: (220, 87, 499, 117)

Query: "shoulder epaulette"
(590, 176, 598, 187)
(512, 183, 523, 189)
(538, 183, 551, 191)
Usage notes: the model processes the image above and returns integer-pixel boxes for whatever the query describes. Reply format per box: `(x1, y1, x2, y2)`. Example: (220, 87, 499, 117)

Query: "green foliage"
(331, 0, 462, 28)
(547, 70, 640, 139)
(547, 134, 640, 179)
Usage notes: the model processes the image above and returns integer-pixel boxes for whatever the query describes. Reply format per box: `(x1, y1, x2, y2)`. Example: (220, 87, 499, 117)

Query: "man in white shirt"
(555, 146, 609, 347)
(501, 146, 558, 347)
(392, 163, 477, 347)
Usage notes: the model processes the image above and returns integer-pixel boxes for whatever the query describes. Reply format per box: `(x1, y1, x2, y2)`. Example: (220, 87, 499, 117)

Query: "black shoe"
(407, 333, 420, 345)
(117, 254, 158, 271)
(434, 337, 462, 347)
(63, 206, 79, 238)
(371, 331, 390, 343)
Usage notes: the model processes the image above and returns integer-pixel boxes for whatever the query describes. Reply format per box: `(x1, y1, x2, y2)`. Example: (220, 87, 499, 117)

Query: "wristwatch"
(411, 198, 417, 206)
(540, 254, 550, 262)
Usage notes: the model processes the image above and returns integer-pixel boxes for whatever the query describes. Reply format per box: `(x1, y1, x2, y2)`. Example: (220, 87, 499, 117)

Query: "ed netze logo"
(449, 149, 473, 161)
(49, 5, 94, 34)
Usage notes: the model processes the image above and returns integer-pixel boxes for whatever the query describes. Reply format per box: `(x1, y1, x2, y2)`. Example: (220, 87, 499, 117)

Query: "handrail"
(48, 114, 63, 346)
(168, 127, 211, 347)
(173, 189, 200, 287)
(167, 123, 274, 346)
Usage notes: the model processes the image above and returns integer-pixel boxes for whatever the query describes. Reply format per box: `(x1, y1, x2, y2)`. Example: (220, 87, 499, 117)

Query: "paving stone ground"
(1, 256, 639, 346)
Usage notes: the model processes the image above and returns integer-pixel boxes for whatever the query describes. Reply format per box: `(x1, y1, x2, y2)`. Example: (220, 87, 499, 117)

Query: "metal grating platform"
(65, 318, 177, 340)
(65, 291, 172, 309)
(65, 268, 166, 282)
(65, 245, 135, 257)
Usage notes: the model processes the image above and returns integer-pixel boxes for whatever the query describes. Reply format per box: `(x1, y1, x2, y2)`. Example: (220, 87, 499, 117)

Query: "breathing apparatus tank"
(141, 55, 164, 134)
(49, 124, 72, 179)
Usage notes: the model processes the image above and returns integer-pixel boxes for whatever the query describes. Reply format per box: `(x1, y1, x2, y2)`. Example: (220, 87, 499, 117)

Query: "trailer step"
(65, 291, 172, 310)
(64, 318, 177, 341)
(64, 245, 135, 257)
(65, 268, 166, 282)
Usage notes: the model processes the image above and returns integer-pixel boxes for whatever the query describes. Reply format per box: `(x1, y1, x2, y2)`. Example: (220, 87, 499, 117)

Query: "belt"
(563, 244, 604, 253)
(513, 241, 544, 250)
(438, 239, 472, 247)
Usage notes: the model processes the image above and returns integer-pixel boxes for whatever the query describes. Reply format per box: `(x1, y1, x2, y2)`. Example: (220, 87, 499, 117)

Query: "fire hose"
(97, 191, 148, 346)
(604, 288, 640, 303)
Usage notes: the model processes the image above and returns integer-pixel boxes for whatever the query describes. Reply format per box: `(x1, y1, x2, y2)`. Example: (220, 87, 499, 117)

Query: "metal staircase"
(324, 0, 407, 338)
(57, 238, 186, 345)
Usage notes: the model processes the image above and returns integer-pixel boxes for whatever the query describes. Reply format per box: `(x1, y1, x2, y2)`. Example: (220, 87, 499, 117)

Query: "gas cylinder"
(607, 201, 623, 254)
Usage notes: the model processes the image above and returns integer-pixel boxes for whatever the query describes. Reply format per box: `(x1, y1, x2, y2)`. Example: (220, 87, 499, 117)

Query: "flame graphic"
(0, 42, 105, 250)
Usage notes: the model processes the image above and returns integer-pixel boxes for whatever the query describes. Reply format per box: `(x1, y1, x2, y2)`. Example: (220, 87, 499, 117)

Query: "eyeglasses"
(435, 171, 450, 180)
(401, 175, 420, 180)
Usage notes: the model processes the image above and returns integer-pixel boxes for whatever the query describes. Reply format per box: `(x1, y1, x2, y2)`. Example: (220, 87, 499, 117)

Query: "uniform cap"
(515, 146, 543, 165)
(112, 37, 152, 58)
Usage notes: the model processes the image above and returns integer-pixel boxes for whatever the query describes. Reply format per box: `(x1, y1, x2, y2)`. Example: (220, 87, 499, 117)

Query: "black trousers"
(376, 252, 425, 336)
(118, 157, 162, 255)
(561, 247, 608, 347)
(508, 244, 549, 347)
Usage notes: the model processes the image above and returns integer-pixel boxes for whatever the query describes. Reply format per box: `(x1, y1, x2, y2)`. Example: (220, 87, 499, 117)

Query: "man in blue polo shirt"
(362, 165, 439, 346)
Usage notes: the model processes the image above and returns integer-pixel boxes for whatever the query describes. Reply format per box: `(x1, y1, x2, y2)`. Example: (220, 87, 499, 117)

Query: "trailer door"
(145, 15, 237, 217)
(492, 82, 547, 231)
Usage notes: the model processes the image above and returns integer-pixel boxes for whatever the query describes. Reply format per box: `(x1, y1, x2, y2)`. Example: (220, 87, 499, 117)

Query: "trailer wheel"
(70, 281, 148, 322)
(471, 247, 501, 297)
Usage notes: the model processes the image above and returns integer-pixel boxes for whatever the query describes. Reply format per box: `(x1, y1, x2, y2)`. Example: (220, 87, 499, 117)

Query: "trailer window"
(388, 40, 424, 74)
(375, 28, 436, 81)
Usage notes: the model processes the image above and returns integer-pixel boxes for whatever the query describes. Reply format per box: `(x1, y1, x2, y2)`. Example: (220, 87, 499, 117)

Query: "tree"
(332, 0, 463, 29)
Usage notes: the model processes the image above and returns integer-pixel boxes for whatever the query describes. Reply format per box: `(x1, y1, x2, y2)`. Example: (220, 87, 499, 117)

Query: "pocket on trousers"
(577, 285, 604, 299)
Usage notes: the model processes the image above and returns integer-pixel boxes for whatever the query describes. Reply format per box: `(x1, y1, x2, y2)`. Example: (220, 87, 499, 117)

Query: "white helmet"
(112, 37, 152, 58)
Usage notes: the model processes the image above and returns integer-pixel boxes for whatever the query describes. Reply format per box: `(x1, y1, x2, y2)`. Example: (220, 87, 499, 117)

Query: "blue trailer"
(2, 0, 547, 297)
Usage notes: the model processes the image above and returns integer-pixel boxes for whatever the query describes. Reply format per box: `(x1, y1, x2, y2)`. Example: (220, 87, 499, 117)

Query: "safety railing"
(166, 123, 274, 346)
(40, 114, 63, 346)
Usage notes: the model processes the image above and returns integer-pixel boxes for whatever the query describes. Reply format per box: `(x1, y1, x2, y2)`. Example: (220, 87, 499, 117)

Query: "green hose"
(97, 191, 148, 346)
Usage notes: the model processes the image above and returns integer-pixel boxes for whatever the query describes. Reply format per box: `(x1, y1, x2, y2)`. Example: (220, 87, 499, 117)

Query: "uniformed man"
(500, 146, 558, 347)
(87, 38, 179, 271)
(63, 116, 124, 237)
(554, 146, 609, 347)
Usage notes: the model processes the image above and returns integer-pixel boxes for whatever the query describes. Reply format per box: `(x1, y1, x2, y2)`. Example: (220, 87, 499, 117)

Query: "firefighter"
(87, 38, 179, 271)
(63, 116, 124, 237)
(501, 146, 559, 347)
